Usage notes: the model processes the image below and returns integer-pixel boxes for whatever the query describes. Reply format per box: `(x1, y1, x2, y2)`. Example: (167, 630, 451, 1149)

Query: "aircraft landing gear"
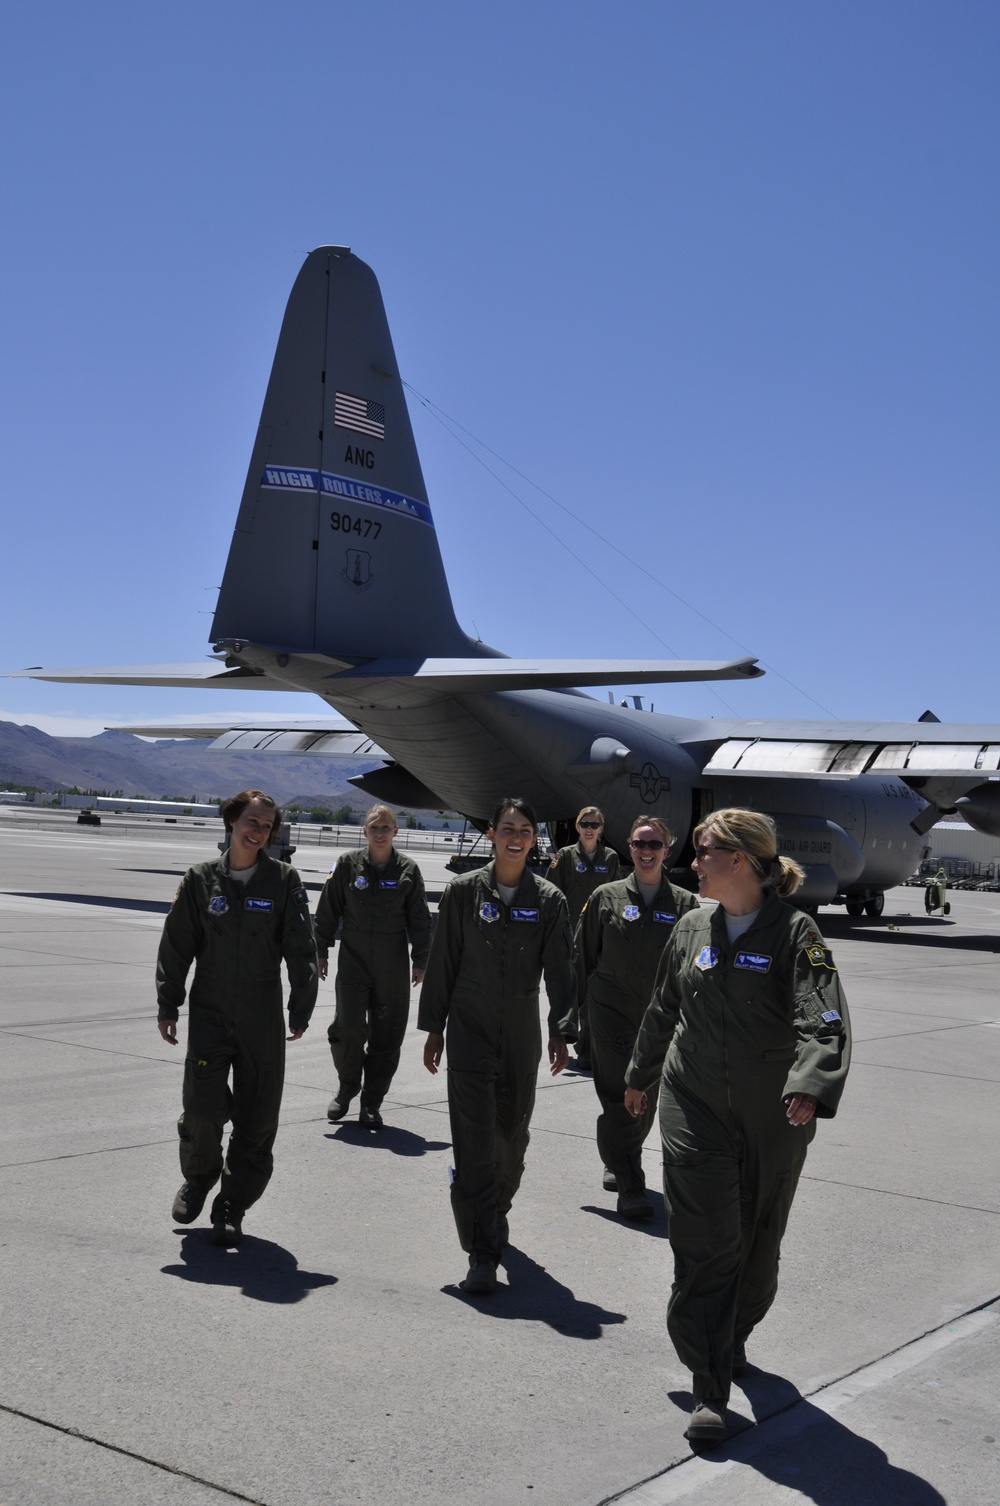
(864, 893, 885, 918)
(845, 900, 864, 917)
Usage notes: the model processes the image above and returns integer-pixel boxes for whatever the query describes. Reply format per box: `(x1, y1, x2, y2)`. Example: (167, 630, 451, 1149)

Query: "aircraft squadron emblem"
(343, 549, 374, 591)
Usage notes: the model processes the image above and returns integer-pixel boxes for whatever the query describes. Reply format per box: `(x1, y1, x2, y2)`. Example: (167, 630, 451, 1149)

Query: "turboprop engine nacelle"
(955, 782, 1000, 838)
(771, 814, 864, 902)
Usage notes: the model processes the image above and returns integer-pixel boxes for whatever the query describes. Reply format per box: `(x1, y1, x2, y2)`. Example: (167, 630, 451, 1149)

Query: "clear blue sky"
(2, 1, 997, 737)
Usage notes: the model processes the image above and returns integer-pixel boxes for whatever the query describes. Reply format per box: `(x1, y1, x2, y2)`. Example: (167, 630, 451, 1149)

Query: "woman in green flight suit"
(575, 815, 697, 1220)
(625, 808, 851, 1444)
(547, 805, 620, 1069)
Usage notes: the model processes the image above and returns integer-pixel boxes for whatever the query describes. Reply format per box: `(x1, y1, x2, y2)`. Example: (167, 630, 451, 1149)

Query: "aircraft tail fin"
(212, 247, 474, 660)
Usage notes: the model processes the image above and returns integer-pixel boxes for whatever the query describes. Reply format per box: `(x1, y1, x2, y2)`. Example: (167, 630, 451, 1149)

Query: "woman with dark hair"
(625, 808, 851, 1443)
(418, 797, 577, 1295)
(575, 814, 697, 1221)
(547, 805, 621, 1069)
(156, 790, 318, 1246)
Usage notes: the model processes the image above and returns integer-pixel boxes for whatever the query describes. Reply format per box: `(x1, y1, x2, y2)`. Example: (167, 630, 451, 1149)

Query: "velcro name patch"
(653, 911, 677, 924)
(245, 898, 273, 912)
(512, 908, 538, 922)
(379, 880, 398, 889)
(735, 951, 771, 973)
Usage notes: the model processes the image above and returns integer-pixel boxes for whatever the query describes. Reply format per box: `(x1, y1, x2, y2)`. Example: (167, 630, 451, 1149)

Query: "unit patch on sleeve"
(294, 888, 308, 906)
(734, 951, 772, 973)
(511, 908, 539, 922)
(623, 905, 641, 921)
(804, 942, 837, 971)
(695, 945, 720, 971)
(245, 898, 274, 913)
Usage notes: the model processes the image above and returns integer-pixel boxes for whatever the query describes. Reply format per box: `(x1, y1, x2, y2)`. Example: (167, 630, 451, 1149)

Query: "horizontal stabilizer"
(6, 661, 293, 691)
(333, 656, 764, 692)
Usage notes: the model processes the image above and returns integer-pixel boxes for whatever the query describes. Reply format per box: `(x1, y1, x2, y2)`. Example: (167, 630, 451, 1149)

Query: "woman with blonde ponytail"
(624, 808, 851, 1444)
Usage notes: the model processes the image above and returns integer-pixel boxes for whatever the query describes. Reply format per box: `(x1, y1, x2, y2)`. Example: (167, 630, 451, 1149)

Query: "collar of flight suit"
(707, 885, 784, 951)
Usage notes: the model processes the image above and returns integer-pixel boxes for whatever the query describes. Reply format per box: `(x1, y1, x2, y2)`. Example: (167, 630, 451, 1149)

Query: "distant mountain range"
(0, 720, 383, 809)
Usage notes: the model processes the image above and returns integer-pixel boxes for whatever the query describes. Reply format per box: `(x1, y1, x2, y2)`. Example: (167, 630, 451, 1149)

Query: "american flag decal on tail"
(334, 391, 386, 440)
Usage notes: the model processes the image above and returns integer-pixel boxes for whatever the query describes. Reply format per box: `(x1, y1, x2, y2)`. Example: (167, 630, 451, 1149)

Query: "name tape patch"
(245, 898, 273, 912)
(379, 880, 398, 890)
(653, 911, 677, 924)
(735, 951, 771, 973)
(512, 908, 538, 922)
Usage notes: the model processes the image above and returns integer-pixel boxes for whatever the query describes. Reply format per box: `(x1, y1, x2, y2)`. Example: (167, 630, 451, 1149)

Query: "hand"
(785, 1092, 817, 1126)
(158, 1020, 178, 1045)
(548, 1036, 569, 1075)
(423, 1032, 444, 1074)
(412, 967, 425, 986)
(287, 1026, 305, 1041)
(624, 1087, 647, 1119)
(318, 957, 329, 981)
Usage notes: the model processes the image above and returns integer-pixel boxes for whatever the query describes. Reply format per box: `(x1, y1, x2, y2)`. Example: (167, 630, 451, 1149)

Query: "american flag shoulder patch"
(334, 391, 385, 440)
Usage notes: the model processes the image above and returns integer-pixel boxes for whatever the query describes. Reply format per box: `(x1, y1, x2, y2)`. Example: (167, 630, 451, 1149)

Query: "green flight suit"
(417, 862, 577, 1264)
(626, 891, 851, 1405)
(156, 851, 318, 1216)
(315, 846, 431, 1108)
(576, 876, 698, 1195)
(547, 842, 621, 1060)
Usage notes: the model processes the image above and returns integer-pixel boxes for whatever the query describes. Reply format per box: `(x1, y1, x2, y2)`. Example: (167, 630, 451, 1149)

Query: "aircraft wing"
(691, 719, 1000, 788)
(114, 717, 388, 758)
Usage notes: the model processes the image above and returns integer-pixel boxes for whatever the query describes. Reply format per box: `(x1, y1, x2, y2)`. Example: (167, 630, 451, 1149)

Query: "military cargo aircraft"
(16, 248, 1000, 914)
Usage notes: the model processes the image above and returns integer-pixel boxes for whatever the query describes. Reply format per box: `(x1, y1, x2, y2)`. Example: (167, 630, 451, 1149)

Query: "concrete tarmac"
(0, 815, 997, 1505)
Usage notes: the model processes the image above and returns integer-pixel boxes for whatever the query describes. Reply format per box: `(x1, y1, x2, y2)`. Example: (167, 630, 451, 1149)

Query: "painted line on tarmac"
(0, 1401, 272, 1504)
(603, 1301, 1000, 1504)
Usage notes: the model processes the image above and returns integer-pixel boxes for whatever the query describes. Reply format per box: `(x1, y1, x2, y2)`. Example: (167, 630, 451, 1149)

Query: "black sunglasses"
(629, 838, 664, 851)
(578, 821, 602, 830)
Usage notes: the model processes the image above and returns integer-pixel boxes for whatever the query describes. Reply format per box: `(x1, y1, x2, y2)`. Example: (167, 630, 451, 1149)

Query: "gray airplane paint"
(14, 247, 1000, 909)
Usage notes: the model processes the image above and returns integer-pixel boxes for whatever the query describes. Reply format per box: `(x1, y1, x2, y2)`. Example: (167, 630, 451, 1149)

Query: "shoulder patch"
(695, 945, 720, 971)
(479, 902, 499, 923)
(804, 942, 837, 971)
(623, 904, 640, 921)
(208, 895, 228, 916)
(354, 874, 368, 890)
(294, 887, 308, 906)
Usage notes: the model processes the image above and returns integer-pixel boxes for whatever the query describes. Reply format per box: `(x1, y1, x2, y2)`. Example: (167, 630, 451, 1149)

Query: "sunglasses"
(629, 838, 664, 851)
(578, 821, 602, 830)
(694, 844, 734, 858)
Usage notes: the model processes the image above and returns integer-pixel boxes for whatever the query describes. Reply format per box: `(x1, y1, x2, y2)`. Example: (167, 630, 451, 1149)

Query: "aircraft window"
(829, 743, 878, 773)
(869, 744, 914, 770)
(906, 744, 984, 771)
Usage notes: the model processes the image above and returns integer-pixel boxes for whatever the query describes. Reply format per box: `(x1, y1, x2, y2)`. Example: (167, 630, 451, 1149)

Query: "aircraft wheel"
(846, 900, 864, 917)
(864, 893, 885, 918)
